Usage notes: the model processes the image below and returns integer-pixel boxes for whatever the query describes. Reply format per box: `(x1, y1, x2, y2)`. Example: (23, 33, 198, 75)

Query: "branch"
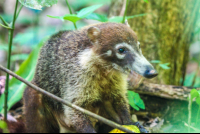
(122, 0, 129, 23)
(0, 65, 134, 133)
(0, 23, 12, 30)
(15, 4, 23, 22)
(129, 81, 200, 101)
(65, 0, 77, 30)
(0, 15, 9, 26)
(4, 0, 19, 121)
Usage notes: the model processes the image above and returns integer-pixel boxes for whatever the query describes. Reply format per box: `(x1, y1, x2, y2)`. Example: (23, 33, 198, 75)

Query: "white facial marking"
(79, 49, 93, 67)
(116, 53, 125, 59)
(105, 50, 112, 56)
(132, 55, 153, 75)
(115, 43, 134, 52)
(115, 43, 154, 76)
(115, 43, 133, 59)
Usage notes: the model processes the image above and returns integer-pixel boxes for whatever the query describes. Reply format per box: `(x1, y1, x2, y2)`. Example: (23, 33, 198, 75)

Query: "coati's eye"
(118, 48, 126, 54)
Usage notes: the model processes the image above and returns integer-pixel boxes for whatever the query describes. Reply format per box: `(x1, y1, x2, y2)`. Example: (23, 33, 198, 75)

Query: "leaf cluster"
(151, 60, 171, 70)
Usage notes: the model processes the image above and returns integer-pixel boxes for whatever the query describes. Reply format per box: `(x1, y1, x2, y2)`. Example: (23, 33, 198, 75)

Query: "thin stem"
(188, 94, 192, 133)
(122, 0, 129, 23)
(0, 23, 12, 30)
(16, 4, 23, 21)
(196, 105, 200, 127)
(9, 4, 23, 27)
(65, 0, 73, 14)
(4, 0, 19, 121)
(65, 0, 77, 30)
(0, 65, 135, 133)
(0, 15, 9, 26)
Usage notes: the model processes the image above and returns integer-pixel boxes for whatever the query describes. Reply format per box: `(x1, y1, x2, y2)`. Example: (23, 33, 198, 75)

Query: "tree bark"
(108, 0, 126, 17)
(128, 81, 200, 101)
(126, 0, 200, 85)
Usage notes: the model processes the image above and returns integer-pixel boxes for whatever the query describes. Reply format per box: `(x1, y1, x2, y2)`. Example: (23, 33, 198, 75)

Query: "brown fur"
(23, 22, 152, 133)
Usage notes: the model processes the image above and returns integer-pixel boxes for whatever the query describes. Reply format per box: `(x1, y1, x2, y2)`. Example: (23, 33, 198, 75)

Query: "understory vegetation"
(0, 0, 199, 133)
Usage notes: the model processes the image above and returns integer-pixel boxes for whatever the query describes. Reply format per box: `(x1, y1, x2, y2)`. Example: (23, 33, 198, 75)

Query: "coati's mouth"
(130, 69, 158, 79)
(126, 66, 158, 79)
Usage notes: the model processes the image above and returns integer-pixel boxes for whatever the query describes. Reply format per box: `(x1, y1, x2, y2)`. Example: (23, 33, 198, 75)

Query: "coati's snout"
(143, 65, 158, 78)
(113, 42, 158, 79)
(87, 24, 158, 79)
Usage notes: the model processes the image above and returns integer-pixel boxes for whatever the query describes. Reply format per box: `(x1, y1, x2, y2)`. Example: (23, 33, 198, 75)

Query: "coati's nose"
(144, 65, 158, 79)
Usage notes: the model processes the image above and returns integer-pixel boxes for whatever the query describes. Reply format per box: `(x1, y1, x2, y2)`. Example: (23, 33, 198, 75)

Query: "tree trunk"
(108, 0, 125, 17)
(126, 0, 200, 85)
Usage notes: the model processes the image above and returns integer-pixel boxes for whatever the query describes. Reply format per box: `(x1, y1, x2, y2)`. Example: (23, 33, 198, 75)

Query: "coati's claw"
(133, 122, 148, 133)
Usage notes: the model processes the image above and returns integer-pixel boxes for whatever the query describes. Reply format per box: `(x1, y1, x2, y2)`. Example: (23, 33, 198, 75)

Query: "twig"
(4, 0, 19, 121)
(16, 4, 23, 22)
(0, 15, 9, 26)
(0, 65, 135, 133)
(0, 23, 12, 30)
(184, 122, 200, 132)
(196, 105, 200, 127)
(188, 94, 192, 133)
(65, 0, 77, 30)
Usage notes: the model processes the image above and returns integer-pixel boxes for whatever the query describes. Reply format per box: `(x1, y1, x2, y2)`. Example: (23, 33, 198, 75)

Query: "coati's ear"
(87, 27, 101, 44)
(124, 20, 130, 27)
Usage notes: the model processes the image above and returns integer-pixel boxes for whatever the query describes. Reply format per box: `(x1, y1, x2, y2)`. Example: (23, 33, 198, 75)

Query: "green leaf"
(159, 63, 170, 69)
(0, 121, 7, 129)
(0, 120, 9, 133)
(190, 89, 199, 100)
(151, 60, 161, 63)
(196, 96, 200, 105)
(47, 15, 64, 21)
(162, 63, 170, 66)
(86, 13, 108, 22)
(11, 54, 29, 61)
(128, 91, 145, 110)
(47, 14, 82, 23)
(77, 4, 103, 18)
(19, 0, 58, 10)
(128, 91, 140, 110)
(133, 93, 145, 109)
(108, 16, 123, 23)
(144, 0, 149, 3)
(63, 14, 81, 23)
(0, 37, 49, 113)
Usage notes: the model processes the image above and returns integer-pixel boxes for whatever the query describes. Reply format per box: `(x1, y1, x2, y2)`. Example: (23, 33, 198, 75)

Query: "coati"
(23, 22, 158, 133)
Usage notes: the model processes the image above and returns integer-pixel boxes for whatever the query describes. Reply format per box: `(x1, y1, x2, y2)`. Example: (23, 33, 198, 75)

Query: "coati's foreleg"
(65, 108, 96, 133)
(113, 96, 148, 133)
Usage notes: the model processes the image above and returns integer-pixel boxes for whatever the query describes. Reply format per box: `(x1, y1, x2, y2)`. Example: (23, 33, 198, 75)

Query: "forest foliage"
(0, 0, 200, 133)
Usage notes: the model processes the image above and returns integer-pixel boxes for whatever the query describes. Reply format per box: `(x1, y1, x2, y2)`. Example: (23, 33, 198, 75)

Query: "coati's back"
(24, 22, 157, 133)
(24, 28, 92, 133)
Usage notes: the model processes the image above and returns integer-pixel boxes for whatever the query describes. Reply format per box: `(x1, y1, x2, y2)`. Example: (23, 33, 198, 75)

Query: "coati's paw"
(132, 122, 148, 133)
